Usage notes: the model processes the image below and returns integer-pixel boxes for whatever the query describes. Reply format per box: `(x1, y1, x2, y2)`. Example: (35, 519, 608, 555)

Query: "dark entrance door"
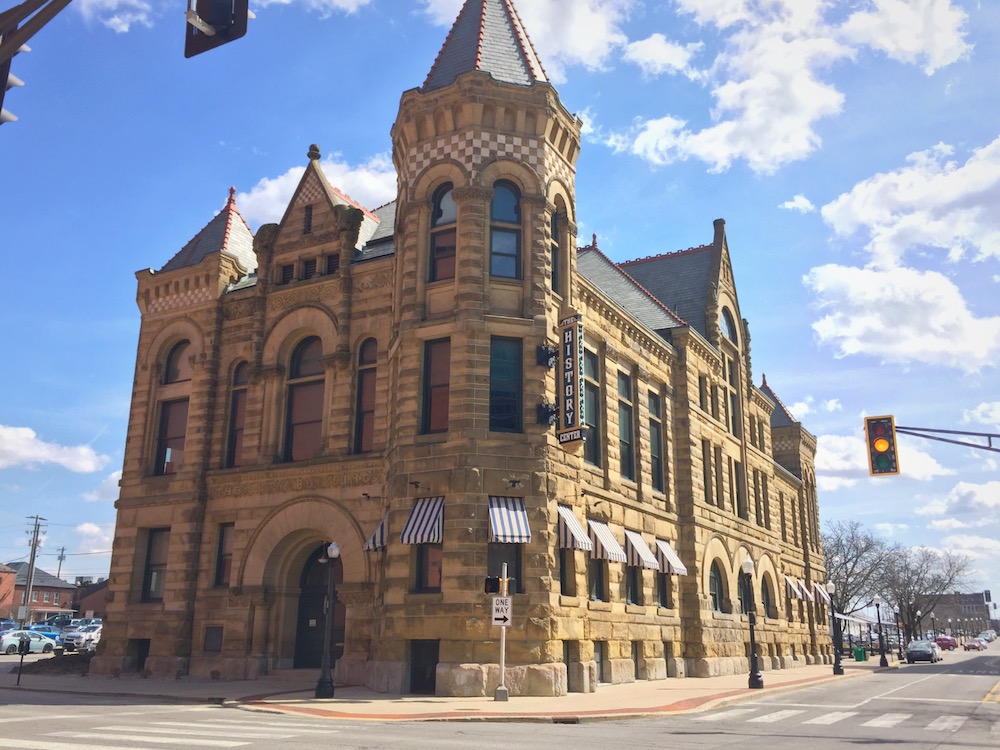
(293, 544, 345, 669)
(410, 639, 439, 694)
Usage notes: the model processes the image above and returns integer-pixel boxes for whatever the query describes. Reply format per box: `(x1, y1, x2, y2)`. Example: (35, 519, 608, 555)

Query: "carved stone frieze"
(270, 284, 337, 311)
(208, 465, 384, 499)
(352, 272, 393, 293)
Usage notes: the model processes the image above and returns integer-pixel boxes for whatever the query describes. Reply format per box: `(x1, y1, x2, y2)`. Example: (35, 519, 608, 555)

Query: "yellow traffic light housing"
(865, 415, 899, 476)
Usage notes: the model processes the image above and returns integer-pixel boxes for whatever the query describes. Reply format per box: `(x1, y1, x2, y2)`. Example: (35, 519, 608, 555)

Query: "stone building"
(91, 0, 830, 695)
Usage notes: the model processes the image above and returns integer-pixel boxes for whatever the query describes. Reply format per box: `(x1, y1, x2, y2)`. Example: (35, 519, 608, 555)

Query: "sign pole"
(495, 562, 509, 702)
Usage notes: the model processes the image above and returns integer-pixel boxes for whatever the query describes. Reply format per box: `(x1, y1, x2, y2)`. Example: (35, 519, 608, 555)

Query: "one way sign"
(491, 596, 512, 626)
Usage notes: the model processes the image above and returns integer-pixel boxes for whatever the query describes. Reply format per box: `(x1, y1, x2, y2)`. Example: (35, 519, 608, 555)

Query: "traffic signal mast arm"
(895, 425, 1000, 454)
(0, 0, 72, 68)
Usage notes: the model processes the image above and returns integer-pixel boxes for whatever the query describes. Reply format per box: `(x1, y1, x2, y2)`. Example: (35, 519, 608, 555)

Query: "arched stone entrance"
(293, 543, 345, 668)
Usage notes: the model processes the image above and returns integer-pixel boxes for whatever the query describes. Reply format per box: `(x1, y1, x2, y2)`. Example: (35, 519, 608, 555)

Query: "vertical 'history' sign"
(558, 314, 584, 448)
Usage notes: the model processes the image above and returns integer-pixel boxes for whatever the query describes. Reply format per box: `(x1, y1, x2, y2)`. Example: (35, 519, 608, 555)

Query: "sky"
(1, 0, 997, 613)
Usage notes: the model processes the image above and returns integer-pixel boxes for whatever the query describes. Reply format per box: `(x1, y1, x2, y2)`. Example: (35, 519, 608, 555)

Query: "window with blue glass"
(489, 337, 522, 432)
(490, 181, 521, 278)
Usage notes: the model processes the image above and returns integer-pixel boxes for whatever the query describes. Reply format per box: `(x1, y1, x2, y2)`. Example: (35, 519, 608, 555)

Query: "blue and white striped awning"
(488, 496, 531, 543)
(654, 539, 688, 575)
(363, 514, 387, 551)
(556, 506, 592, 551)
(624, 530, 660, 570)
(400, 496, 445, 544)
(587, 519, 627, 563)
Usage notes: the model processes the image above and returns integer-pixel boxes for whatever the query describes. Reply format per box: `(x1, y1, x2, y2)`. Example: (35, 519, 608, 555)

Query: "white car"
(64, 624, 102, 652)
(2, 630, 57, 655)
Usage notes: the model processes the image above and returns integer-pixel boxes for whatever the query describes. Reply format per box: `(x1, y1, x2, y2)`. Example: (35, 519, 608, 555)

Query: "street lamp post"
(894, 611, 904, 660)
(315, 540, 340, 699)
(916, 610, 922, 640)
(742, 557, 764, 689)
(874, 595, 889, 667)
(827, 582, 844, 676)
(931, 613, 936, 638)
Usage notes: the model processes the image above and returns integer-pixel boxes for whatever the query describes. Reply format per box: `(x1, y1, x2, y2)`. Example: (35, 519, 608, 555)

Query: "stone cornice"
(206, 461, 384, 499)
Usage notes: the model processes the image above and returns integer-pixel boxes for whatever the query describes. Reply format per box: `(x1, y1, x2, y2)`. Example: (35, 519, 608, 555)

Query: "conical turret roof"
(160, 187, 256, 274)
(423, 0, 548, 92)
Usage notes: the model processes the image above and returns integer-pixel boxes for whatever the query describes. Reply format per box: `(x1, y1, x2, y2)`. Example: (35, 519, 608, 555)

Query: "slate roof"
(576, 238, 685, 339)
(618, 245, 716, 340)
(160, 187, 257, 274)
(357, 201, 397, 260)
(759, 374, 797, 428)
(423, 0, 548, 92)
(6, 562, 76, 590)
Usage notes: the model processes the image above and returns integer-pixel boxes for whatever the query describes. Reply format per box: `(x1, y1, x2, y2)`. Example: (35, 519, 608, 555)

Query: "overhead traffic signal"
(864, 415, 899, 476)
(184, 0, 250, 58)
(0, 25, 27, 126)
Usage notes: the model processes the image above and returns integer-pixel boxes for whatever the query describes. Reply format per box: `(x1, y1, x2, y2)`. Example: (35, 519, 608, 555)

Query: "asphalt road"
(0, 651, 997, 749)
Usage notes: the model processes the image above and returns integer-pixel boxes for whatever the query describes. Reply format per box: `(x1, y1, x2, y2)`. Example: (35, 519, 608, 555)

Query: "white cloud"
(963, 402, 1000, 430)
(624, 34, 702, 78)
(76, 0, 156, 33)
(803, 265, 1000, 372)
(839, 0, 971, 75)
(875, 522, 908, 536)
(927, 517, 991, 530)
(939, 533, 1000, 561)
(821, 139, 1000, 270)
(780, 195, 816, 213)
(237, 153, 396, 227)
(0, 425, 110, 473)
(76, 523, 114, 554)
(83, 470, 122, 503)
(253, 0, 372, 14)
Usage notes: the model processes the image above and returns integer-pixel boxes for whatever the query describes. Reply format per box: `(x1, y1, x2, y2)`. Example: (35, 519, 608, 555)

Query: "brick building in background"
(91, 0, 830, 694)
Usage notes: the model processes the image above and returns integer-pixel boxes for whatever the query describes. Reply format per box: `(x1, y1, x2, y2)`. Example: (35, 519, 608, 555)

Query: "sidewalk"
(1, 657, 889, 722)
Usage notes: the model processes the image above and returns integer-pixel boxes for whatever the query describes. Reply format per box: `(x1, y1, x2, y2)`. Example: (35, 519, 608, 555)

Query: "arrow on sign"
(494, 614, 509, 624)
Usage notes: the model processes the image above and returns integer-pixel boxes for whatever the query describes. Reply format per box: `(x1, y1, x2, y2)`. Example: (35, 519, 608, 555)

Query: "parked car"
(977, 631, 995, 643)
(27, 624, 64, 645)
(935, 635, 958, 650)
(1, 630, 57, 655)
(44, 614, 74, 629)
(63, 624, 102, 652)
(906, 639, 942, 663)
(0, 618, 17, 635)
(964, 638, 988, 651)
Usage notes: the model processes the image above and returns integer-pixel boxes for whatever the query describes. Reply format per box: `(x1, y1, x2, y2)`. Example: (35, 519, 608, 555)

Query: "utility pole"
(55, 545, 66, 578)
(21, 515, 45, 626)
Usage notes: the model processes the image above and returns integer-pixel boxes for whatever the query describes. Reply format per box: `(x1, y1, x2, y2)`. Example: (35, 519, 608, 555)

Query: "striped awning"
(785, 575, 802, 599)
(400, 496, 445, 544)
(362, 514, 387, 551)
(813, 581, 832, 605)
(624, 530, 660, 570)
(798, 579, 815, 602)
(556, 506, 592, 551)
(587, 520, 627, 563)
(654, 539, 688, 575)
(488, 496, 531, 543)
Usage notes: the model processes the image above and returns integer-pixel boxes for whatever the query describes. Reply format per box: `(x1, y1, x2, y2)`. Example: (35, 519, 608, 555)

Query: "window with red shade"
(354, 338, 377, 453)
(285, 337, 324, 461)
(422, 339, 450, 434)
(225, 362, 248, 468)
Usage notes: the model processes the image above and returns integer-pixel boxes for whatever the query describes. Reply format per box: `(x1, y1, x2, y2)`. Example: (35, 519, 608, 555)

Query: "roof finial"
(227, 186, 236, 205)
(592, 233, 598, 248)
(308, 144, 321, 161)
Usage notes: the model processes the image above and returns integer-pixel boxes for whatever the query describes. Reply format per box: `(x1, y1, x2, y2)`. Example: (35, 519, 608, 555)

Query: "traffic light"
(484, 576, 501, 594)
(864, 415, 899, 476)
(0, 26, 27, 126)
(184, 0, 250, 58)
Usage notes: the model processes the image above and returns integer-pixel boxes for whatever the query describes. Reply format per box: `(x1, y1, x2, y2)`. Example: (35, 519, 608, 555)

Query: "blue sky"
(2, 0, 998, 607)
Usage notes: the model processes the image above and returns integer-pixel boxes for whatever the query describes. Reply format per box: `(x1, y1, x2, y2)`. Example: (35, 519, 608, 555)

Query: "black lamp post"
(916, 609, 922, 640)
(742, 557, 764, 689)
(827, 581, 844, 675)
(315, 540, 340, 699)
(931, 613, 936, 638)
(874, 595, 889, 667)
(894, 611, 904, 660)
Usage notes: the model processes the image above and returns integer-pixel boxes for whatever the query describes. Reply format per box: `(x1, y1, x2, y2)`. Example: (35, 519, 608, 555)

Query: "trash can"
(853, 646, 868, 661)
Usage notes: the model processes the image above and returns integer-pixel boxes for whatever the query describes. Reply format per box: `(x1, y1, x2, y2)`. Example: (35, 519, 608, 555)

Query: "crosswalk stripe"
(748, 710, 804, 723)
(150, 720, 335, 734)
(694, 708, 758, 721)
(93, 725, 296, 739)
(926, 716, 966, 732)
(0, 741, 158, 750)
(861, 713, 911, 728)
(47, 731, 249, 748)
(803, 711, 858, 725)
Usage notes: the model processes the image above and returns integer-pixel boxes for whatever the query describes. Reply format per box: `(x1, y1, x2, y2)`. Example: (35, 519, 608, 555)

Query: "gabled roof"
(6, 562, 76, 590)
(423, 0, 548, 92)
(160, 188, 256, 274)
(759, 374, 798, 429)
(577, 236, 685, 338)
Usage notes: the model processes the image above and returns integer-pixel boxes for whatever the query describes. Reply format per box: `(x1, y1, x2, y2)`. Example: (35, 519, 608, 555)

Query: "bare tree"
(881, 547, 973, 641)
(822, 520, 894, 615)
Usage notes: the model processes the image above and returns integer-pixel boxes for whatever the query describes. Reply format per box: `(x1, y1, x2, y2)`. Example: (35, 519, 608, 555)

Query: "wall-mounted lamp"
(536, 344, 558, 368)
(409, 481, 424, 489)
(537, 402, 558, 425)
(506, 478, 522, 489)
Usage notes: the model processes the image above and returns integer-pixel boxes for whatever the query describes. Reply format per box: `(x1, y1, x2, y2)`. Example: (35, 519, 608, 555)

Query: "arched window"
(761, 576, 774, 617)
(490, 180, 521, 279)
(720, 308, 738, 344)
(429, 183, 456, 281)
(164, 341, 192, 384)
(709, 561, 725, 612)
(285, 337, 324, 461)
(354, 338, 377, 453)
(225, 362, 249, 468)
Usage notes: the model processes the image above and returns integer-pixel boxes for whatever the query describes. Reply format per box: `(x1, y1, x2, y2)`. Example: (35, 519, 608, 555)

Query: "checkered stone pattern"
(148, 285, 214, 315)
(407, 130, 546, 182)
(297, 172, 325, 204)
